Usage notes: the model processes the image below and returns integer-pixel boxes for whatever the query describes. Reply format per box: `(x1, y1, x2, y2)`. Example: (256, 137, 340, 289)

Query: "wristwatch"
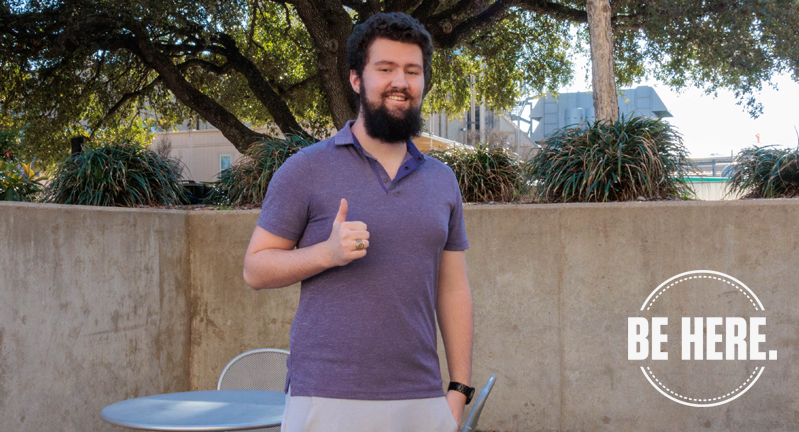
(448, 381, 476, 404)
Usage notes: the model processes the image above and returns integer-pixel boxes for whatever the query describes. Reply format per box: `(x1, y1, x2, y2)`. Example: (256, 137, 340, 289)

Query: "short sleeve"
(256, 150, 311, 241)
(443, 169, 470, 251)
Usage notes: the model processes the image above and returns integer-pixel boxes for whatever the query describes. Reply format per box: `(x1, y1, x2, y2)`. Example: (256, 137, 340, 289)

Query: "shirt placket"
(363, 151, 420, 194)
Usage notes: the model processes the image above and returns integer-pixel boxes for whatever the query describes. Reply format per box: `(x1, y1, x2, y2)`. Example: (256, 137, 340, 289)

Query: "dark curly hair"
(346, 12, 434, 95)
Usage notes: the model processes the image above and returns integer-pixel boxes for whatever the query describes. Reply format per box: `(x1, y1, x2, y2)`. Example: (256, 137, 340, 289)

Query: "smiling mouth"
(386, 94, 408, 102)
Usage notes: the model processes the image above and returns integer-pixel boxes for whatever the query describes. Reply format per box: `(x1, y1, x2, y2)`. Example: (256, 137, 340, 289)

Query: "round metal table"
(100, 390, 284, 431)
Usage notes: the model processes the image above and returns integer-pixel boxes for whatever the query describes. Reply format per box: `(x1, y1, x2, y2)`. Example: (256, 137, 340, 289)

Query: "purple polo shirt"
(257, 120, 469, 400)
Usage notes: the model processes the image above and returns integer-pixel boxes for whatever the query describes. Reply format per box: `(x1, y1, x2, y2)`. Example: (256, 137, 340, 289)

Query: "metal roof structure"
(510, 86, 673, 143)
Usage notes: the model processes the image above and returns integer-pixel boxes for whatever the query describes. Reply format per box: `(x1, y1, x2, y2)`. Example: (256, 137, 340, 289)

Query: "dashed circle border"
(646, 366, 759, 401)
(646, 275, 760, 311)
(637, 270, 767, 408)
(641, 366, 765, 408)
(640, 270, 765, 312)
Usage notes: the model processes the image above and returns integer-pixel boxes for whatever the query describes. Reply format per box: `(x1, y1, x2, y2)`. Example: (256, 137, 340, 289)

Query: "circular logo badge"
(628, 270, 776, 407)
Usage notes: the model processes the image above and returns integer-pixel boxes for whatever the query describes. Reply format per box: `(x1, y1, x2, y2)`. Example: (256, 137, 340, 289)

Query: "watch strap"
(448, 381, 476, 404)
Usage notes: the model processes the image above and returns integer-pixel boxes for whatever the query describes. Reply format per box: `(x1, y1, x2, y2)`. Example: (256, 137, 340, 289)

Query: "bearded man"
(243, 12, 474, 432)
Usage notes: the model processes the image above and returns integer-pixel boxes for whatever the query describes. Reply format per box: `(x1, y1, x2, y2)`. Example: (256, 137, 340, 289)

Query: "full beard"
(359, 81, 423, 144)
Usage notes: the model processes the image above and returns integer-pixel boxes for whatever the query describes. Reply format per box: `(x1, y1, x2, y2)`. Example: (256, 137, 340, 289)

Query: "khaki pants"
(281, 385, 460, 432)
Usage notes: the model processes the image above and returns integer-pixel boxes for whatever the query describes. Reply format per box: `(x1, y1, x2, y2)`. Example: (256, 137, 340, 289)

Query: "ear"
(349, 70, 361, 94)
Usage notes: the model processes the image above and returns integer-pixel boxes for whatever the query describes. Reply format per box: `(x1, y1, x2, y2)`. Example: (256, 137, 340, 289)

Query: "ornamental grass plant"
(428, 141, 527, 203)
(726, 145, 799, 198)
(45, 140, 187, 206)
(525, 115, 694, 203)
(204, 135, 315, 206)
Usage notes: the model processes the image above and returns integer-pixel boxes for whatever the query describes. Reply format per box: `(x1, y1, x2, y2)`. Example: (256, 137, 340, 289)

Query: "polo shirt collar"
(334, 120, 427, 164)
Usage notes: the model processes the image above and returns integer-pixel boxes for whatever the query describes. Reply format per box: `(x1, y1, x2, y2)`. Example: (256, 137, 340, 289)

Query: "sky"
(555, 55, 799, 158)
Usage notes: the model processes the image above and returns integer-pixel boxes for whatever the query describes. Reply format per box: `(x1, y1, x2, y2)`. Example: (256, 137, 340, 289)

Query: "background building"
(151, 118, 461, 183)
(511, 85, 673, 142)
(422, 110, 538, 159)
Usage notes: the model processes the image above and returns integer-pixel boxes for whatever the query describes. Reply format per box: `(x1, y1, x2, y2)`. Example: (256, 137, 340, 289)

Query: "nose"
(390, 70, 409, 90)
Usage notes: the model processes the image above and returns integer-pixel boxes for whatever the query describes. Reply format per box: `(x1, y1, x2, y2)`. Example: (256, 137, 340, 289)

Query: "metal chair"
(218, 348, 290, 432)
(459, 375, 497, 432)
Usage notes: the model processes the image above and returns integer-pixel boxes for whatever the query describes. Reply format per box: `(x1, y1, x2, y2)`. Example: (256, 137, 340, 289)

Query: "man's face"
(351, 38, 425, 143)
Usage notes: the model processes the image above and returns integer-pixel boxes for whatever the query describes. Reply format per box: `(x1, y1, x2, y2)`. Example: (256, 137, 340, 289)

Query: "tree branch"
(125, 30, 267, 151)
(423, 0, 642, 49)
(412, 0, 443, 21)
(427, 0, 479, 25)
(214, 33, 313, 140)
(273, 1, 314, 51)
(277, 73, 319, 97)
(517, 0, 587, 23)
(426, 0, 516, 48)
(386, 0, 421, 14)
(611, 14, 644, 30)
(247, 0, 258, 52)
(90, 76, 162, 134)
(180, 58, 235, 75)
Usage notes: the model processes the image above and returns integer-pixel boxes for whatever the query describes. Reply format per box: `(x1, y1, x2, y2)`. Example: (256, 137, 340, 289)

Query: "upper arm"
(443, 167, 469, 251)
(245, 225, 297, 258)
(255, 150, 311, 241)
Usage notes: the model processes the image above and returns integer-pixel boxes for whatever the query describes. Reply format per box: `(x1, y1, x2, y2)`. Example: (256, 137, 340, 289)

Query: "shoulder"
(421, 154, 458, 181)
(294, 136, 337, 161)
(276, 136, 333, 173)
(420, 154, 463, 201)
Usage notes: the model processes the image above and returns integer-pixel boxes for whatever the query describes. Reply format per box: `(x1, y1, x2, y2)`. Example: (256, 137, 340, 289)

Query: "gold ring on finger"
(355, 239, 364, 250)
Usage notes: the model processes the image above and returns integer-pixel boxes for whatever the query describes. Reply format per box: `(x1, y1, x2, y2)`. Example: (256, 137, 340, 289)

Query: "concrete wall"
(187, 211, 298, 390)
(0, 202, 191, 432)
(2, 199, 799, 431)
(458, 200, 799, 431)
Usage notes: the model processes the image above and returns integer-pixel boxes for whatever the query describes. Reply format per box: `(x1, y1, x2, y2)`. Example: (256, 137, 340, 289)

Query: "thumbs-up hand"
(325, 198, 369, 267)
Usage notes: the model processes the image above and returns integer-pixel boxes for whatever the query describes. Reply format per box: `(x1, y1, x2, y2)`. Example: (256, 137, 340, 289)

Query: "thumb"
(334, 198, 348, 224)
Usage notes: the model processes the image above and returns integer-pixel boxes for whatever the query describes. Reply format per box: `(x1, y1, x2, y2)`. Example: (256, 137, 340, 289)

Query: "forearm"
(437, 287, 474, 386)
(243, 242, 333, 289)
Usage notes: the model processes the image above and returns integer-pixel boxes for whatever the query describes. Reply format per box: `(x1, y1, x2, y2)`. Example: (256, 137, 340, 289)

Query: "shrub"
(204, 135, 315, 206)
(45, 140, 187, 206)
(429, 142, 527, 203)
(0, 159, 47, 201)
(525, 115, 693, 202)
(1, 129, 23, 162)
(726, 146, 799, 198)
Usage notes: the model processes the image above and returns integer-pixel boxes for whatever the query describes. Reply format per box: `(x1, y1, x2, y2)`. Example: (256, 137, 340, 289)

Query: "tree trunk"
(587, 0, 619, 122)
(290, 0, 357, 130)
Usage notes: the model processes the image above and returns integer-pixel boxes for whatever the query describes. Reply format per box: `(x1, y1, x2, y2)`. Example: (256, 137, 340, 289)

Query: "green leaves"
(726, 146, 799, 198)
(635, 0, 797, 117)
(44, 140, 187, 206)
(429, 142, 528, 203)
(526, 115, 694, 202)
(204, 134, 315, 206)
(0, 158, 47, 201)
(424, 10, 573, 117)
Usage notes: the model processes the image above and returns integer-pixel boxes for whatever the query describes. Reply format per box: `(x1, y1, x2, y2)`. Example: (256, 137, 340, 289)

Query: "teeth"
(387, 95, 406, 101)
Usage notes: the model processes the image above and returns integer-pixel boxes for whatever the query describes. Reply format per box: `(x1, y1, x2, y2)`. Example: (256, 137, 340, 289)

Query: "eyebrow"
(373, 60, 423, 69)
